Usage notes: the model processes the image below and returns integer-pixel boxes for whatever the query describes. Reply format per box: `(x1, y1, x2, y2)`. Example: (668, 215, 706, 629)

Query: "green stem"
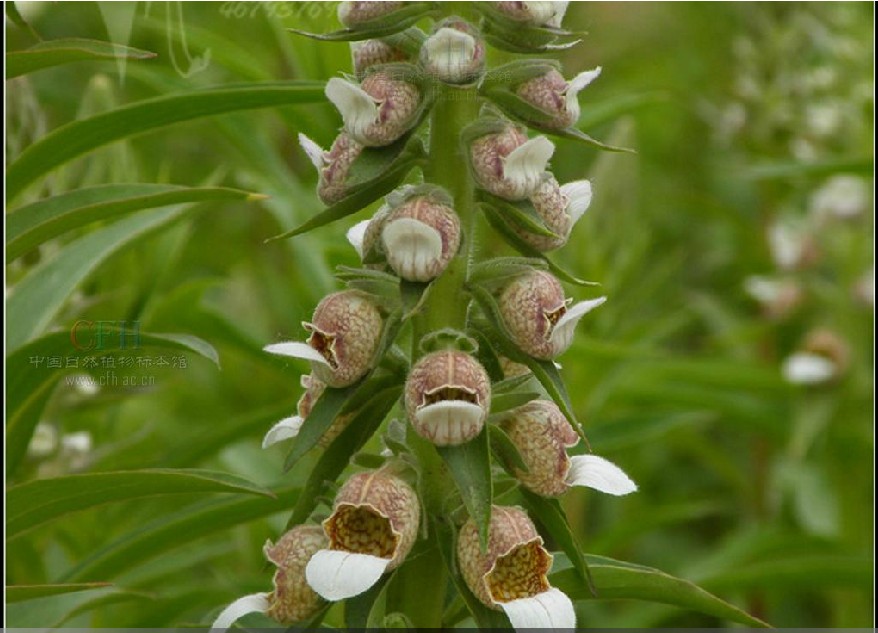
(397, 82, 481, 627)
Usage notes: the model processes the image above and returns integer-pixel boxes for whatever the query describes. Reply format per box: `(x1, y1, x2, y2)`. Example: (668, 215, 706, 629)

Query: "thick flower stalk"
(220, 4, 648, 630)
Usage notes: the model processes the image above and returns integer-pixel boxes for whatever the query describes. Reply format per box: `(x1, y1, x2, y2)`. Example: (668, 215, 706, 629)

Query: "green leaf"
(487, 424, 529, 472)
(437, 428, 493, 550)
(551, 555, 770, 628)
(62, 486, 301, 582)
(6, 184, 263, 262)
(475, 195, 560, 239)
(6, 207, 186, 353)
(7, 469, 273, 540)
(267, 140, 424, 241)
(5, 330, 219, 478)
(519, 488, 594, 591)
(289, 2, 437, 41)
(287, 383, 403, 527)
(699, 555, 872, 592)
(468, 256, 548, 289)
(5, 584, 144, 628)
(6, 583, 111, 603)
(481, 204, 599, 286)
(6, 81, 326, 202)
(488, 390, 540, 415)
(6, 38, 156, 79)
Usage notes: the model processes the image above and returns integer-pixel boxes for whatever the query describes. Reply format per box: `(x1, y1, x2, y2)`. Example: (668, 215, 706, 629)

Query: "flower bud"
(299, 132, 364, 205)
(338, 1, 404, 28)
(457, 505, 576, 630)
(499, 270, 605, 359)
(516, 175, 592, 251)
(211, 525, 327, 630)
(306, 470, 420, 601)
(381, 195, 461, 281)
(264, 290, 383, 388)
(470, 125, 555, 200)
(516, 67, 601, 129)
(404, 350, 491, 445)
(420, 19, 485, 85)
(501, 400, 636, 497)
(325, 71, 422, 147)
(499, 355, 530, 378)
(351, 39, 409, 78)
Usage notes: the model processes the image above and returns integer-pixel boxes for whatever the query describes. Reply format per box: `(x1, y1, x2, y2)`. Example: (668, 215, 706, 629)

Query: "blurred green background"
(6, 1, 874, 628)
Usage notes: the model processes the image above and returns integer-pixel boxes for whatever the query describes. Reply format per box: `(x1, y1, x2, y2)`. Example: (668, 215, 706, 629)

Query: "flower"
(501, 400, 636, 497)
(420, 19, 485, 84)
(809, 175, 870, 220)
(499, 270, 605, 359)
(516, 175, 592, 251)
(782, 328, 850, 386)
(346, 204, 392, 266)
(516, 67, 601, 129)
(492, 1, 569, 27)
(264, 290, 383, 387)
(743, 275, 803, 320)
(381, 194, 461, 281)
(211, 525, 327, 630)
(404, 349, 491, 445)
(305, 469, 420, 600)
(337, 1, 404, 28)
(262, 374, 355, 449)
(298, 132, 364, 205)
(457, 505, 575, 630)
(470, 124, 555, 200)
(325, 71, 421, 147)
(351, 39, 409, 78)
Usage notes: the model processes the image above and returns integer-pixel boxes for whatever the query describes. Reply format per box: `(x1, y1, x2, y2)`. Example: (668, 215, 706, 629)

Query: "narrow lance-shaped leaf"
(6, 184, 264, 263)
(6, 38, 156, 78)
(7, 469, 274, 539)
(287, 384, 403, 527)
(6, 584, 112, 604)
(62, 486, 301, 582)
(437, 428, 493, 550)
(551, 555, 771, 628)
(519, 488, 595, 591)
(6, 81, 326, 202)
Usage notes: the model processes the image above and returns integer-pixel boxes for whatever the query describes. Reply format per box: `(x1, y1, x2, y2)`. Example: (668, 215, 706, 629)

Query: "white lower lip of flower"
(549, 297, 606, 355)
(305, 549, 391, 601)
(325, 77, 379, 144)
(298, 133, 325, 171)
(210, 591, 270, 631)
(264, 342, 332, 368)
(560, 179, 593, 224)
(502, 136, 555, 199)
(499, 587, 576, 631)
(782, 352, 837, 385)
(521, 1, 557, 24)
(346, 219, 371, 258)
(547, 0, 570, 27)
(566, 455, 637, 495)
(564, 67, 601, 123)
(415, 401, 485, 445)
(382, 218, 444, 281)
(423, 27, 477, 83)
(262, 416, 305, 449)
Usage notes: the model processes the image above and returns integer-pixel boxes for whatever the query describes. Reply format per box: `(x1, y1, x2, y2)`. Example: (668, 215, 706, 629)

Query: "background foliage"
(5, 1, 873, 628)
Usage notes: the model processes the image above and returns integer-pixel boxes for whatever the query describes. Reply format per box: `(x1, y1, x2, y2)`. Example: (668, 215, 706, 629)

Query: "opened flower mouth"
(405, 350, 491, 446)
(305, 327, 339, 370)
(305, 470, 419, 602)
(458, 505, 575, 630)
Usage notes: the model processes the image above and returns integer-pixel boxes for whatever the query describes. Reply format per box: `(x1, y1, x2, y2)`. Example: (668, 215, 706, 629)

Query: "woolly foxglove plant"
(210, 3, 718, 630)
